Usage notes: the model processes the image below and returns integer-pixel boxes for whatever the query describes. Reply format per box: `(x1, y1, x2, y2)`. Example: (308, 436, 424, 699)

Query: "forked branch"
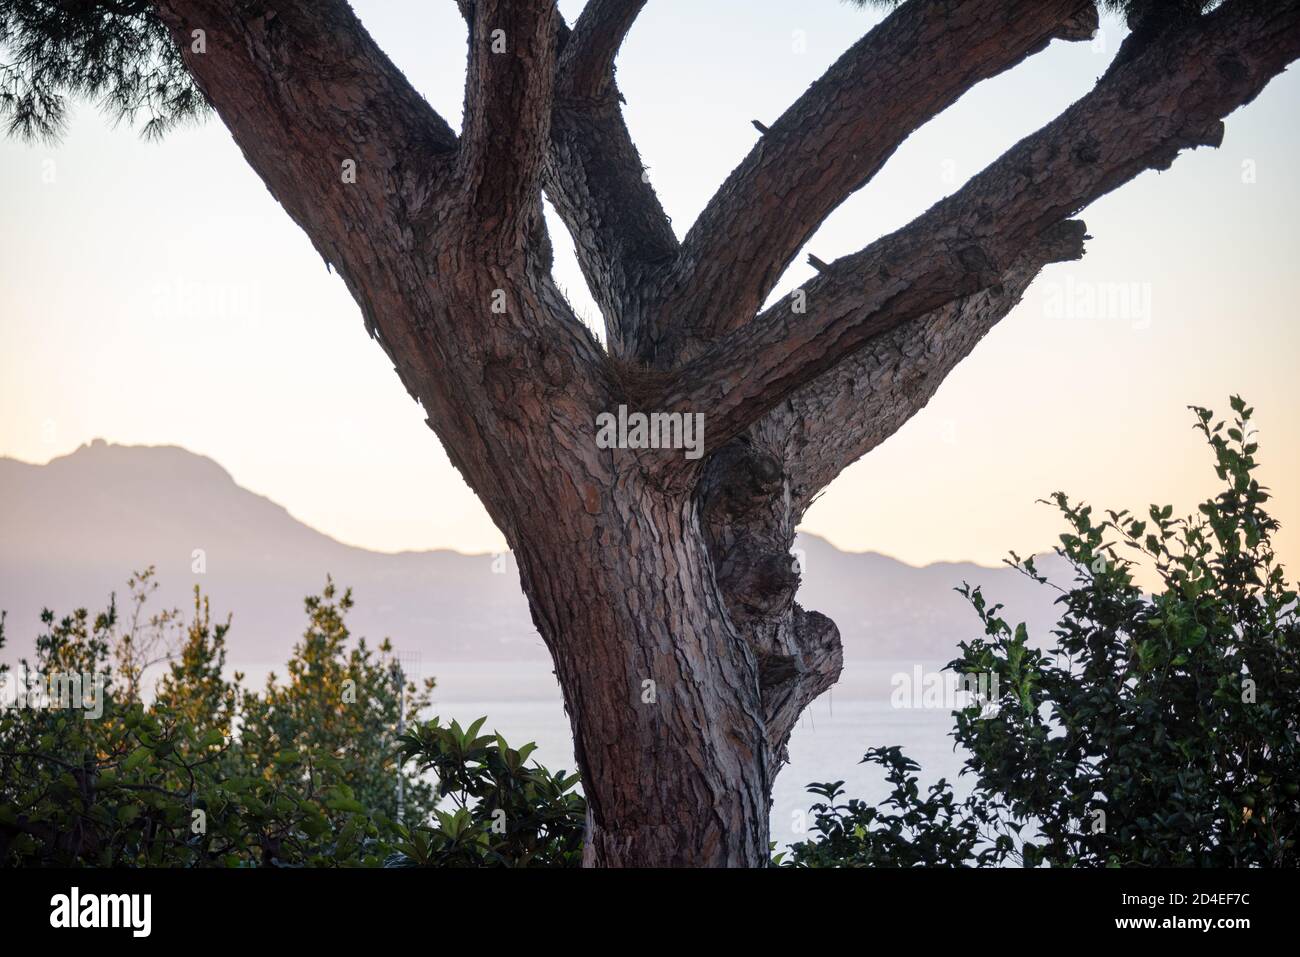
(660, 0, 1300, 461)
(644, 0, 1099, 361)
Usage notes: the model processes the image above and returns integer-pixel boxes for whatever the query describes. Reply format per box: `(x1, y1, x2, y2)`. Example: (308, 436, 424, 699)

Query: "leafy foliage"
(0, 574, 584, 867)
(779, 746, 995, 867)
(0, 0, 205, 141)
(237, 581, 438, 829)
(391, 716, 585, 867)
(787, 398, 1300, 867)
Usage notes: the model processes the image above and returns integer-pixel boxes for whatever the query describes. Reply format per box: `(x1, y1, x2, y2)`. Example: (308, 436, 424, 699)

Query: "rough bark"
(514, 490, 770, 866)
(141, 0, 1300, 866)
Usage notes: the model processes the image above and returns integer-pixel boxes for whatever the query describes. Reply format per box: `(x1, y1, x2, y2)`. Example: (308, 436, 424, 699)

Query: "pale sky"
(2, 1, 1298, 572)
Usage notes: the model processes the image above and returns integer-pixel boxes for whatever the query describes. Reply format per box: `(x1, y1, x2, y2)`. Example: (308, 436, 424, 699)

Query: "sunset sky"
(2, 0, 1298, 572)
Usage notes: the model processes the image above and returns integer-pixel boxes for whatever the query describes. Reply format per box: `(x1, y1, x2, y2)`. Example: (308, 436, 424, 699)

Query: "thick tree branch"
(561, 0, 646, 98)
(714, 226, 1085, 767)
(149, 0, 467, 375)
(151, 0, 610, 548)
(660, 0, 1300, 461)
(545, 9, 677, 353)
(699, 229, 1088, 780)
(456, 0, 559, 246)
(151, 0, 457, 246)
(773, 220, 1089, 503)
(645, 0, 1098, 362)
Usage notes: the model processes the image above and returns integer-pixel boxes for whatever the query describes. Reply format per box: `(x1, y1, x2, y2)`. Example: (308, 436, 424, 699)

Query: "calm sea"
(363, 657, 972, 850)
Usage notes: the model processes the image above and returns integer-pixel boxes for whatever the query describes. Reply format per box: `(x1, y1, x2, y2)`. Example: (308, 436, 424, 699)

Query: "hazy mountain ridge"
(0, 441, 1063, 668)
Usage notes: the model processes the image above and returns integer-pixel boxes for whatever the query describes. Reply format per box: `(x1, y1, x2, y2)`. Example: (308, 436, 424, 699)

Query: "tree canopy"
(0, 0, 203, 140)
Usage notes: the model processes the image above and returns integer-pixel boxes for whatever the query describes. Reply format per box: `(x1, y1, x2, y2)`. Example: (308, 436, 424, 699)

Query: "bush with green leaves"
(390, 717, 585, 867)
(0, 574, 584, 867)
(787, 398, 1299, 867)
(236, 581, 440, 832)
(777, 746, 997, 868)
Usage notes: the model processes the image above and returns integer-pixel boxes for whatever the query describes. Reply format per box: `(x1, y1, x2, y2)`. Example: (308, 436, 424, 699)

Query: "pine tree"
(5, 0, 1297, 865)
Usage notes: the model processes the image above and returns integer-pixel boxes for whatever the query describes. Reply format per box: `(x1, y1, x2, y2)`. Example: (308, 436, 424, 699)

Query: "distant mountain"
(0, 441, 1063, 669)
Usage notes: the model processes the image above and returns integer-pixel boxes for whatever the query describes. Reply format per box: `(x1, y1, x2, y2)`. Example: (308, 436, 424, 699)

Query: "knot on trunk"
(698, 439, 799, 622)
(759, 606, 844, 788)
(696, 437, 844, 788)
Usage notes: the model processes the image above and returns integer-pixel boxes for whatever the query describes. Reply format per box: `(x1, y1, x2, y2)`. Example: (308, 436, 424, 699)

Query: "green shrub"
(390, 717, 584, 867)
(787, 398, 1299, 867)
(0, 575, 584, 867)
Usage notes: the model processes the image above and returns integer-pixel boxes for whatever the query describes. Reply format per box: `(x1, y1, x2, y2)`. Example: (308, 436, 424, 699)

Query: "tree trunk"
(510, 478, 774, 867)
(490, 412, 843, 866)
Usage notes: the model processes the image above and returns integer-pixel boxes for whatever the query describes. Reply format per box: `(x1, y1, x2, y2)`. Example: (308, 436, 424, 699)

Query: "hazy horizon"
(3, 435, 1064, 569)
(0, 437, 1066, 680)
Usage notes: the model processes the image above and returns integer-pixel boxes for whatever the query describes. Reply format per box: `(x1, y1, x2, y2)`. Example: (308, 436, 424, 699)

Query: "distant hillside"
(0, 441, 1063, 668)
